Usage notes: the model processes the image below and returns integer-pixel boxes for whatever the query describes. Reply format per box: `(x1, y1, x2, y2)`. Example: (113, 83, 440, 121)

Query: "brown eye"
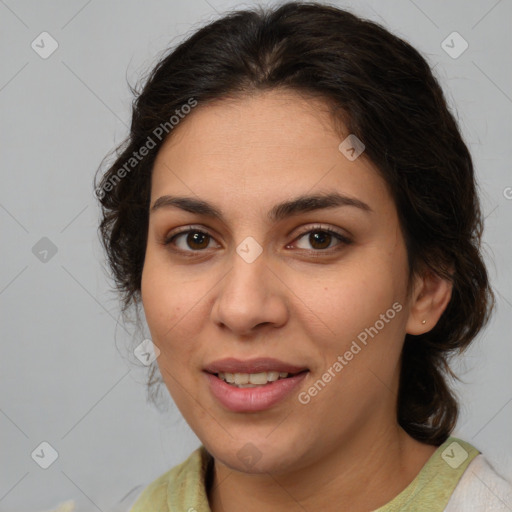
(307, 231, 333, 250)
(293, 227, 351, 252)
(165, 229, 217, 251)
(185, 231, 210, 250)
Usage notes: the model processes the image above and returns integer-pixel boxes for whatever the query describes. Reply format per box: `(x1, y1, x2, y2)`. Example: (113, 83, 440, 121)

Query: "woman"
(95, 2, 511, 510)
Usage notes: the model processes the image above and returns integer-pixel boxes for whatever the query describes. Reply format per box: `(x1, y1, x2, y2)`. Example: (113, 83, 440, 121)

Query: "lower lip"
(205, 372, 308, 412)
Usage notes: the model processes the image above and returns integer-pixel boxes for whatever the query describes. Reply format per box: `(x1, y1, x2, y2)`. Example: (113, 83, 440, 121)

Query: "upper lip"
(204, 357, 308, 375)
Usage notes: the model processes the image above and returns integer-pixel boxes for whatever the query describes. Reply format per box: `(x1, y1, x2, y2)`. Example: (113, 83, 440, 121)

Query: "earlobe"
(405, 269, 453, 335)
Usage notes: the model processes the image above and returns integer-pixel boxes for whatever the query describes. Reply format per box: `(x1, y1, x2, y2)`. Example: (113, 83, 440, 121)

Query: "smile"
(205, 370, 309, 413)
(216, 371, 292, 387)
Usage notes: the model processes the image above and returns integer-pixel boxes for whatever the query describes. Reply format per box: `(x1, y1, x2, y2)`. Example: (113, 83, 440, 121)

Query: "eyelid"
(291, 223, 350, 241)
(163, 223, 352, 253)
(289, 223, 352, 251)
(163, 224, 220, 246)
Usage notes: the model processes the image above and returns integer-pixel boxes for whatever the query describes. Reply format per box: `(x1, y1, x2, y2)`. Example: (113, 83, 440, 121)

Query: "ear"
(405, 268, 453, 335)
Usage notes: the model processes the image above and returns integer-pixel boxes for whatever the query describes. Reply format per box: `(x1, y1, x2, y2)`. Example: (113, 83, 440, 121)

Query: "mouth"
(212, 370, 306, 388)
(203, 358, 309, 412)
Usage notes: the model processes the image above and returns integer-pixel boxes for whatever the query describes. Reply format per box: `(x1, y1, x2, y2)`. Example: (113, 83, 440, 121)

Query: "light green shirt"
(130, 436, 480, 511)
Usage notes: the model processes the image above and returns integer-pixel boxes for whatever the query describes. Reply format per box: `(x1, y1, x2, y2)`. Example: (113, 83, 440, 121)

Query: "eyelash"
(163, 224, 352, 257)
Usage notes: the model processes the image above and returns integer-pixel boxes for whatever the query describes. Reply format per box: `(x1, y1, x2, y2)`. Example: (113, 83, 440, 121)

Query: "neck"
(208, 423, 437, 512)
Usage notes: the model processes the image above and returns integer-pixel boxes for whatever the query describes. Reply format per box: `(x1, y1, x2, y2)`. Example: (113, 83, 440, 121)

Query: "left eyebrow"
(150, 191, 373, 222)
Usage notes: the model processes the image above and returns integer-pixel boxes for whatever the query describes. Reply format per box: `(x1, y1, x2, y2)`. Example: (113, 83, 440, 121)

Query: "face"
(141, 89, 418, 475)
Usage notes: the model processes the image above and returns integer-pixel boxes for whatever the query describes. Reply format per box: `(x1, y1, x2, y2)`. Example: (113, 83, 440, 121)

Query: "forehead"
(150, 89, 392, 217)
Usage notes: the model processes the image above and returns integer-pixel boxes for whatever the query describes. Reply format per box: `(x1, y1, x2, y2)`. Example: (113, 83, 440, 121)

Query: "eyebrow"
(150, 191, 373, 222)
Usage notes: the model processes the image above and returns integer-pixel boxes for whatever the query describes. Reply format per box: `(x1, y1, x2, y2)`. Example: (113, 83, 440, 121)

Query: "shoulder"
(126, 467, 174, 512)
(128, 446, 210, 512)
(444, 454, 512, 511)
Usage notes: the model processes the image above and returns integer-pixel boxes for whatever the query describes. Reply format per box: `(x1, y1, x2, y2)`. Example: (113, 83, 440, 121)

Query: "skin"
(140, 89, 453, 511)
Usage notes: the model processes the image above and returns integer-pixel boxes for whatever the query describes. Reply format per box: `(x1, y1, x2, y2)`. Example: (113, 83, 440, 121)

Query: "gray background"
(1, 0, 511, 510)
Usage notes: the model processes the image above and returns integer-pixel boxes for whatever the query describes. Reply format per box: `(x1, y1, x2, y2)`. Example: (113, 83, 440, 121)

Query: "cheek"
(297, 270, 395, 335)
(141, 256, 187, 351)
(140, 254, 213, 372)
(141, 266, 201, 407)
(291, 250, 408, 369)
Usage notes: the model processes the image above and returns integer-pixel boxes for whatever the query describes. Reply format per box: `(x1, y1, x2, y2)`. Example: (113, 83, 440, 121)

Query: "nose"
(210, 249, 289, 337)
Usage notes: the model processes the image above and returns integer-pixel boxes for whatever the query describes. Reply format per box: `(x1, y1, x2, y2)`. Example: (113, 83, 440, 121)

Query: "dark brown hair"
(95, 1, 495, 445)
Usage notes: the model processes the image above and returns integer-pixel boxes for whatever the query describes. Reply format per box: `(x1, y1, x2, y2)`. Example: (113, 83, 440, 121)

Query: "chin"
(204, 435, 304, 475)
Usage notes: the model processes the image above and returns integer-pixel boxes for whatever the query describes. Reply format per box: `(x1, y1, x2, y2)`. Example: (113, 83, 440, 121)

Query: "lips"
(203, 357, 308, 375)
(203, 358, 309, 412)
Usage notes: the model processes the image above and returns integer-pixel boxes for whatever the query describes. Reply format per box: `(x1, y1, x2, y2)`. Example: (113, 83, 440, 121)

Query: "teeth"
(249, 372, 268, 385)
(234, 373, 249, 385)
(267, 371, 280, 382)
(217, 371, 291, 386)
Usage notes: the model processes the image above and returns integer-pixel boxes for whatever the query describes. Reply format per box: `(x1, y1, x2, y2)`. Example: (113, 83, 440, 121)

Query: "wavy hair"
(95, 1, 495, 445)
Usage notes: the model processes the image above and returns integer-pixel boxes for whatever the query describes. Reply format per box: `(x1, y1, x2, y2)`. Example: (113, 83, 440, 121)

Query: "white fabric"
(444, 454, 512, 511)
